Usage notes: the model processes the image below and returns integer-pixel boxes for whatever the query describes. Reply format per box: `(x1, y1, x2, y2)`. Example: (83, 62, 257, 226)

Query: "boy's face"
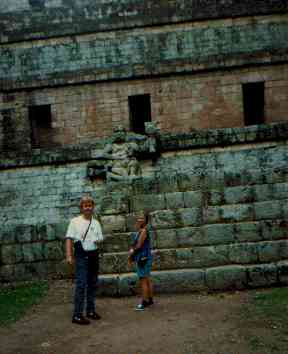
(81, 201, 94, 218)
(136, 216, 145, 229)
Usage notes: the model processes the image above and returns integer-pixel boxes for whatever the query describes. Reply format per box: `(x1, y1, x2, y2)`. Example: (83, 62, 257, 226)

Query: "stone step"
(97, 261, 288, 296)
(99, 239, 288, 274)
(103, 219, 288, 253)
(99, 197, 288, 233)
(128, 182, 288, 214)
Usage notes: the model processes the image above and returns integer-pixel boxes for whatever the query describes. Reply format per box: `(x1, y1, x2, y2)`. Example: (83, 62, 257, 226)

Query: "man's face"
(81, 201, 94, 218)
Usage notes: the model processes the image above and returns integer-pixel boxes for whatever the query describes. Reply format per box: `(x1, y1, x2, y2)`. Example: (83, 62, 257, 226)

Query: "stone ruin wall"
(1, 123, 288, 295)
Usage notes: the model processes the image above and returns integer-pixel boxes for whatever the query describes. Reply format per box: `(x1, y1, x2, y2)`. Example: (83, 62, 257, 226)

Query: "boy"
(65, 195, 104, 325)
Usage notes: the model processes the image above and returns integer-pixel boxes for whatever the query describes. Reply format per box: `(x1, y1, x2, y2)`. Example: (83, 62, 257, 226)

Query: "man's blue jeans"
(74, 250, 99, 318)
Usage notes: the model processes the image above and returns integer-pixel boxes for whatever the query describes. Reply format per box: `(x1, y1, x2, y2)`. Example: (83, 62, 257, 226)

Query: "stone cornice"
(1, 122, 287, 169)
(0, 0, 287, 44)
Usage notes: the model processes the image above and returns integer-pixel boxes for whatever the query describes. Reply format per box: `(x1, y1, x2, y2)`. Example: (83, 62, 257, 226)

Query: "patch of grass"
(0, 281, 49, 327)
(252, 287, 288, 321)
(241, 287, 288, 353)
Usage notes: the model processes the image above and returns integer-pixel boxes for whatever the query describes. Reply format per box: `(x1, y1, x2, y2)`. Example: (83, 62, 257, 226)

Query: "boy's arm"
(135, 228, 147, 249)
(129, 228, 147, 255)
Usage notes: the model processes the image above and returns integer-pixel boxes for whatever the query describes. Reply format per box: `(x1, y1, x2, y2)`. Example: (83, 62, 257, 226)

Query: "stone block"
(0, 264, 14, 282)
(155, 229, 177, 249)
(153, 249, 177, 271)
(99, 193, 129, 215)
(0, 226, 16, 244)
(97, 274, 122, 297)
(165, 192, 184, 209)
(1, 244, 23, 264)
(158, 174, 179, 193)
(183, 191, 202, 208)
(257, 240, 283, 263)
(253, 184, 273, 202)
(45, 224, 57, 241)
(207, 190, 223, 206)
(277, 260, 288, 285)
(177, 208, 202, 227)
(254, 200, 283, 220)
(132, 177, 159, 194)
(177, 173, 203, 192)
(224, 186, 254, 204)
(229, 243, 258, 264)
(202, 224, 234, 245)
(220, 204, 254, 223)
(101, 215, 127, 233)
(186, 245, 230, 268)
(54, 222, 68, 240)
(150, 210, 177, 229)
(176, 227, 203, 247)
(204, 206, 220, 224)
(152, 269, 207, 293)
(43, 241, 64, 260)
(103, 233, 131, 253)
(281, 199, 288, 219)
(261, 220, 288, 241)
(246, 263, 278, 288)
(205, 265, 247, 290)
(22, 243, 44, 262)
(100, 252, 128, 274)
(131, 194, 166, 212)
(15, 225, 33, 243)
(34, 224, 48, 242)
(234, 222, 262, 242)
(203, 172, 224, 190)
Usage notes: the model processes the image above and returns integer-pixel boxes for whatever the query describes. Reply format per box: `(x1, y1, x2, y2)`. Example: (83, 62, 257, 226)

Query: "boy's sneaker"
(135, 303, 145, 311)
(72, 315, 90, 325)
(135, 300, 151, 311)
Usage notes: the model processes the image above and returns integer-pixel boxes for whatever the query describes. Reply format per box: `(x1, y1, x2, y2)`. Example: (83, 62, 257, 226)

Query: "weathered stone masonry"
(1, 124, 288, 294)
(0, 1, 288, 294)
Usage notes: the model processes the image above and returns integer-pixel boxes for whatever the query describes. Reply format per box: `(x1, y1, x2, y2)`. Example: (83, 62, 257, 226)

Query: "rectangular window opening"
(242, 82, 265, 126)
(128, 94, 151, 134)
(29, 104, 52, 148)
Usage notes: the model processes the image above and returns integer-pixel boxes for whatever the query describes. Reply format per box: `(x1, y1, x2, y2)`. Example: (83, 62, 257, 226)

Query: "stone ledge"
(1, 122, 287, 169)
(1, 0, 287, 44)
(160, 122, 288, 152)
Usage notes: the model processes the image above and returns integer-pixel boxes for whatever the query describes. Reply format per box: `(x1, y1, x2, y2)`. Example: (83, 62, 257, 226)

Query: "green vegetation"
(0, 281, 49, 327)
(242, 287, 288, 353)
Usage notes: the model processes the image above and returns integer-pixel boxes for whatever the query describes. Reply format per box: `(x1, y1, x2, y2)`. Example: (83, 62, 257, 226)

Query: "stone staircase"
(95, 165, 288, 295)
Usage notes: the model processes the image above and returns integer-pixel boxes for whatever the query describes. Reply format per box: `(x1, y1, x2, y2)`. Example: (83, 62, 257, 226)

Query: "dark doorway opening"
(128, 94, 151, 134)
(29, 104, 52, 148)
(242, 82, 265, 126)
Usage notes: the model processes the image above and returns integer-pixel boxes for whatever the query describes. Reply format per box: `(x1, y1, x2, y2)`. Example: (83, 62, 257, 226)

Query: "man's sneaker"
(87, 312, 101, 320)
(72, 315, 90, 325)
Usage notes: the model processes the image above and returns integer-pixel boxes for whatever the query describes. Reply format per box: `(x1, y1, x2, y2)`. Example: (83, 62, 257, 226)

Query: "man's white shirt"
(66, 215, 104, 251)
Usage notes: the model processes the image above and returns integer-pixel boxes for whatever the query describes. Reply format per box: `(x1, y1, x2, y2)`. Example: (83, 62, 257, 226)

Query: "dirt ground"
(0, 280, 280, 354)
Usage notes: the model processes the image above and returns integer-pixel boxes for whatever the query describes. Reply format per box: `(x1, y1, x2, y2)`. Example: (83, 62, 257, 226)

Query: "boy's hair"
(136, 212, 149, 225)
(79, 195, 95, 208)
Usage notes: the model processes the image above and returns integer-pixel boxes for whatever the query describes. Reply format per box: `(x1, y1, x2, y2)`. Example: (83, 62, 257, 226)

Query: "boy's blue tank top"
(132, 228, 152, 260)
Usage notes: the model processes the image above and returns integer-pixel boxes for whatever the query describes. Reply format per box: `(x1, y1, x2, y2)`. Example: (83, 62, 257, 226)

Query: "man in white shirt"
(65, 195, 104, 325)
